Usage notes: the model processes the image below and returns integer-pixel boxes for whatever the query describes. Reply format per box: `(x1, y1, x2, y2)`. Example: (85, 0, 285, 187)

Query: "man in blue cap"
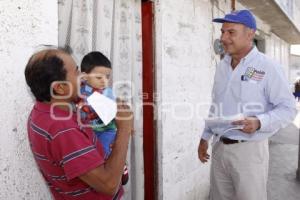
(198, 10, 297, 200)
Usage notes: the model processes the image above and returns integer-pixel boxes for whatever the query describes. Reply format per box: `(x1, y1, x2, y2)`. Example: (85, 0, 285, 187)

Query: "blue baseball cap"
(213, 10, 256, 30)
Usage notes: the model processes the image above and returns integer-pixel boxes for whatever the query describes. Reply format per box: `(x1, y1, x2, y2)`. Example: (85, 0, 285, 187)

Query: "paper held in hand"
(87, 92, 117, 125)
(205, 114, 244, 134)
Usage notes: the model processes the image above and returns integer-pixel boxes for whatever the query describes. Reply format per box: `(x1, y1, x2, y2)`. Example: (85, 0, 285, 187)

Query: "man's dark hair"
(81, 51, 111, 73)
(25, 48, 69, 102)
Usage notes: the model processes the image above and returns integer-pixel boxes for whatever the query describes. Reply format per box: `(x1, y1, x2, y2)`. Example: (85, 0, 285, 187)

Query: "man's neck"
(231, 45, 253, 70)
(50, 98, 74, 111)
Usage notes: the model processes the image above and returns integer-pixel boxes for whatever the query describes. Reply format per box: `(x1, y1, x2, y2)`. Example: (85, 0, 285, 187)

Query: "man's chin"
(223, 46, 229, 52)
(224, 49, 234, 55)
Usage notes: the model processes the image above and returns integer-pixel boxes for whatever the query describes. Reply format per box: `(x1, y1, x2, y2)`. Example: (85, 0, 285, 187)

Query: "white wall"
(155, 0, 229, 199)
(0, 0, 57, 199)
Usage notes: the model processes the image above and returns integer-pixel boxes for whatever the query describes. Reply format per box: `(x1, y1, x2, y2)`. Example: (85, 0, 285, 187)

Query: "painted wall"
(0, 0, 57, 199)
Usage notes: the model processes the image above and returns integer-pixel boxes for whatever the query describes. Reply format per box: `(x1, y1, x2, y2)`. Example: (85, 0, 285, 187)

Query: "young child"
(79, 51, 128, 185)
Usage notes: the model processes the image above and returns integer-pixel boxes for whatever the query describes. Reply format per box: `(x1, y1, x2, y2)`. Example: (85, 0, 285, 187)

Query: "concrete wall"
(274, 0, 294, 17)
(155, 0, 230, 199)
(0, 0, 57, 199)
(293, 1, 300, 29)
(274, 0, 300, 31)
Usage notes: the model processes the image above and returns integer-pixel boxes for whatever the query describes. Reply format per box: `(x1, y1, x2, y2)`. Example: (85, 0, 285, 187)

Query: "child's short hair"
(81, 51, 111, 73)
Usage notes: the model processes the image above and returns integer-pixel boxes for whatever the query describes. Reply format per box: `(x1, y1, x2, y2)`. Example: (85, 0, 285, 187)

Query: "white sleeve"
(256, 62, 297, 133)
(201, 128, 213, 141)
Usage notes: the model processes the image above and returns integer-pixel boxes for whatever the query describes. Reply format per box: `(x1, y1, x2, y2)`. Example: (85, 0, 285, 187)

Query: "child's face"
(85, 66, 111, 90)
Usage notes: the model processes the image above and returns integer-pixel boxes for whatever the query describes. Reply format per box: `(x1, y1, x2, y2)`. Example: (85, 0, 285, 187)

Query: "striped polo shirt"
(27, 101, 123, 200)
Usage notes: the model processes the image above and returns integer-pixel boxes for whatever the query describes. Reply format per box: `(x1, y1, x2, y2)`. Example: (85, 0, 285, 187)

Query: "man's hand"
(115, 99, 134, 135)
(232, 116, 261, 134)
(198, 139, 210, 163)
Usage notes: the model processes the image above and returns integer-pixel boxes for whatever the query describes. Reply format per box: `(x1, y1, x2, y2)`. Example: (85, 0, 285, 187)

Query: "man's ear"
(52, 81, 65, 95)
(248, 29, 256, 41)
(51, 81, 73, 99)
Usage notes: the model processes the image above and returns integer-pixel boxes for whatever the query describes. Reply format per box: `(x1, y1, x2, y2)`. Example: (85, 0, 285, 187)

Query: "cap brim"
(212, 18, 241, 24)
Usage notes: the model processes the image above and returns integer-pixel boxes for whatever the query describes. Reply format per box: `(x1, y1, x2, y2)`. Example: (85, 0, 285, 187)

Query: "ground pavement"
(268, 102, 300, 200)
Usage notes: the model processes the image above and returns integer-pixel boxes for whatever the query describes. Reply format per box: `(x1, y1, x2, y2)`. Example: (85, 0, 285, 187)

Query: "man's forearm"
(104, 130, 131, 186)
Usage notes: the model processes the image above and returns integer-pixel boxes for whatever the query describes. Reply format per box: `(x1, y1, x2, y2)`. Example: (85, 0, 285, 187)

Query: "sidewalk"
(267, 103, 300, 200)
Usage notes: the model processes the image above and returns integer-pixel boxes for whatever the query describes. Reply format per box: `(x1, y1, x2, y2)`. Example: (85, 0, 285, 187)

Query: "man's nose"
(220, 32, 228, 43)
